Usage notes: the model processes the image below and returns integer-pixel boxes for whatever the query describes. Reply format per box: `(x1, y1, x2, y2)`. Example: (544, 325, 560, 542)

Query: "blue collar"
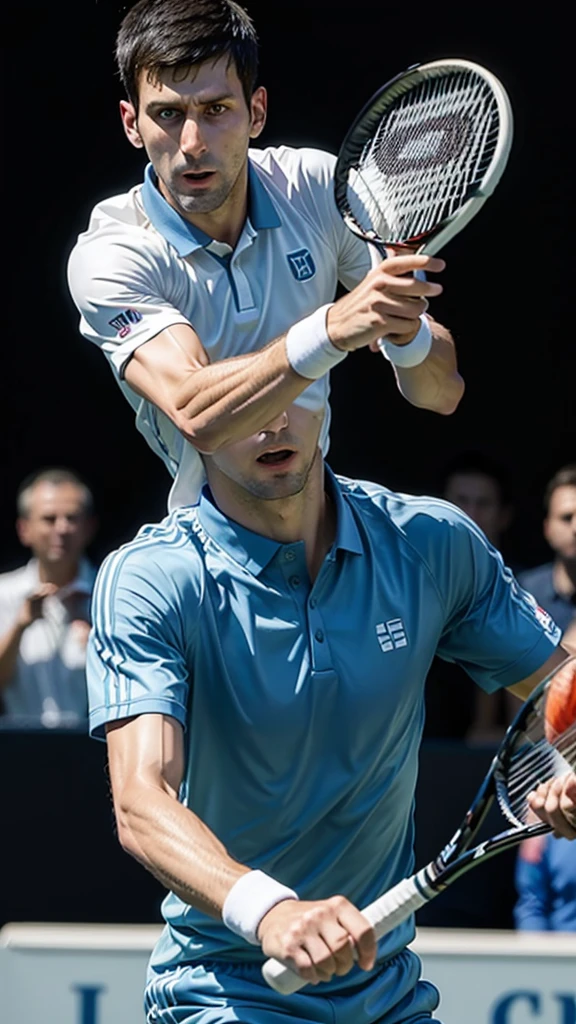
(140, 159, 281, 257)
(196, 465, 363, 577)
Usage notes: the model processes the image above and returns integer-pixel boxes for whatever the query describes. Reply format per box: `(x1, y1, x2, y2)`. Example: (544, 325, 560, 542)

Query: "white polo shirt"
(0, 559, 95, 727)
(67, 146, 373, 507)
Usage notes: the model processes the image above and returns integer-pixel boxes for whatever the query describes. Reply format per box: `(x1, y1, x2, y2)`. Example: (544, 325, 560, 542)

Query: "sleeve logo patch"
(523, 592, 561, 642)
(108, 308, 144, 338)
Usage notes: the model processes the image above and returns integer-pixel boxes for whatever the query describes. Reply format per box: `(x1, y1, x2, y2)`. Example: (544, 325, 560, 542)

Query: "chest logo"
(287, 248, 316, 281)
(376, 618, 408, 653)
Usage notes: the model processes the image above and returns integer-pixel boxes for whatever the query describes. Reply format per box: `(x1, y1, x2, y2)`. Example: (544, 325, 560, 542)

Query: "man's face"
(17, 483, 94, 566)
(443, 471, 510, 546)
(544, 485, 576, 565)
(204, 405, 325, 503)
(120, 56, 266, 220)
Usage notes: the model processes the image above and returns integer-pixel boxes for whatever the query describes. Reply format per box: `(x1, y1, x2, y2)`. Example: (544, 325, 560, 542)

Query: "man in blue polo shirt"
(67, 0, 463, 509)
(89, 402, 575, 1023)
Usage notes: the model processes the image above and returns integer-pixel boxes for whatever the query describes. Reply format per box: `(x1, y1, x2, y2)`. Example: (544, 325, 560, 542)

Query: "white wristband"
(379, 315, 432, 368)
(222, 870, 299, 945)
(285, 304, 346, 380)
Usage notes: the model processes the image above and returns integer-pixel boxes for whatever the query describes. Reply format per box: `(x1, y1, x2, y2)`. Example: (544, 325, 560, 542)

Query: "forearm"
(392, 319, 464, 414)
(116, 779, 249, 916)
(128, 330, 313, 455)
(0, 621, 26, 690)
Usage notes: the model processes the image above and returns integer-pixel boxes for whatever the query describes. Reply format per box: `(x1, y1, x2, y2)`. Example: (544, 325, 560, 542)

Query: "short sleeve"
(87, 545, 194, 740)
(67, 223, 191, 377)
(430, 514, 561, 691)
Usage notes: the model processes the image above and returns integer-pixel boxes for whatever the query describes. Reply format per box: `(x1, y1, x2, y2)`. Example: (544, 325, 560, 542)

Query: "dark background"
(2, 0, 574, 570)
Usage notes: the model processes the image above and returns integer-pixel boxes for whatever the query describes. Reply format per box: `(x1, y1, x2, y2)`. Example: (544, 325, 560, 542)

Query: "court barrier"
(0, 923, 574, 1024)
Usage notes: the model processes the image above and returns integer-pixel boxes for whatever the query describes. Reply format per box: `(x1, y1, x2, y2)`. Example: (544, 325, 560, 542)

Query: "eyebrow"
(145, 92, 236, 115)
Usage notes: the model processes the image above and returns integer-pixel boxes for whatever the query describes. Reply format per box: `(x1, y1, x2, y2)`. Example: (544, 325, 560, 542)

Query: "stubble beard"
(167, 178, 232, 215)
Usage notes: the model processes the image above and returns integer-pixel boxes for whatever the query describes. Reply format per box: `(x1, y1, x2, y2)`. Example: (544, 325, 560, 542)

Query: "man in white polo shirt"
(67, 0, 464, 509)
(0, 469, 97, 727)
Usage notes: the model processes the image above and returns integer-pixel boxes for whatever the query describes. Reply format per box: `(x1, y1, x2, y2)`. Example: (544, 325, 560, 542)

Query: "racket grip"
(261, 869, 433, 995)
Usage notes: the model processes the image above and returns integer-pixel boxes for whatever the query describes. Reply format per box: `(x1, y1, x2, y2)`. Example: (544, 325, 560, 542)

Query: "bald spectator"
(0, 469, 97, 728)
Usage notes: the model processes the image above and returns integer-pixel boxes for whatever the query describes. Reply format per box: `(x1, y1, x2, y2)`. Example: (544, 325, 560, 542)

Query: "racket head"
(334, 58, 514, 254)
(494, 654, 576, 828)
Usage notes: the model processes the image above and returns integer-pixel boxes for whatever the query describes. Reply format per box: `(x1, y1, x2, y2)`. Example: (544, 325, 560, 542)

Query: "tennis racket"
(334, 58, 514, 259)
(263, 654, 576, 995)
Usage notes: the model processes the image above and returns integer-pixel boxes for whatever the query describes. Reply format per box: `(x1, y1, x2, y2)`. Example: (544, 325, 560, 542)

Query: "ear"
(120, 99, 144, 149)
(249, 86, 267, 140)
(16, 517, 31, 548)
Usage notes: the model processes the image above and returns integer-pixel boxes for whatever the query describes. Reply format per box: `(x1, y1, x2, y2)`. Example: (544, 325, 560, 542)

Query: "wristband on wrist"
(378, 315, 432, 368)
(285, 304, 346, 380)
(222, 870, 299, 945)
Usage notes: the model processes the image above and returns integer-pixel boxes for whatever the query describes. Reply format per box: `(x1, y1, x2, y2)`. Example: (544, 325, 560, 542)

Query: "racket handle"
(261, 868, 434, 995)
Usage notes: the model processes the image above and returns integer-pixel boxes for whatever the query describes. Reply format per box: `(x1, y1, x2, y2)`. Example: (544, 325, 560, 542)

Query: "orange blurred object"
(545, 658, 576, 740)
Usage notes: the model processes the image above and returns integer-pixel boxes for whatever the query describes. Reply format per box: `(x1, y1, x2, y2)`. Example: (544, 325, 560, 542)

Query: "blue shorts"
(144, 948, 441, 1023)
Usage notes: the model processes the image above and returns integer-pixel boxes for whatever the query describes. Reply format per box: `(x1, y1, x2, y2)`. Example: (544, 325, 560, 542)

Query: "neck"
(37, 560, 80, 588)
(207, 455, 336, 581)
(553, 558, 576, 598)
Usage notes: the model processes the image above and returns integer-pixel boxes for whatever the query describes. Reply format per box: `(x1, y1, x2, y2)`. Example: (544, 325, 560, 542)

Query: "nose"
(55, 516, 75, 535)
(179, 117, 208, 159)
(261, 410, 290, 434)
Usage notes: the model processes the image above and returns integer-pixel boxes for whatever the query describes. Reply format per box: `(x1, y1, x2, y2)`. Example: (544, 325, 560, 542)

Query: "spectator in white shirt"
(0, 468, 97, 728)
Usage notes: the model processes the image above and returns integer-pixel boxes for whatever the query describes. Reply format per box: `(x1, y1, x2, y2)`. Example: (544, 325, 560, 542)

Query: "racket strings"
(347, 70, 500, 243)
(499, 717, 576, 826)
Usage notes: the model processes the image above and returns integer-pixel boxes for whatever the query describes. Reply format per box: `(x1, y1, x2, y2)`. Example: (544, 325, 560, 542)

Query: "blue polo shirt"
(88, 469, 560, 975)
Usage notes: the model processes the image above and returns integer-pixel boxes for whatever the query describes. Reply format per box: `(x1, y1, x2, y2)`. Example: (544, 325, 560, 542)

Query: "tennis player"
(89, 402, 575, 1024)
(67, 0, 463, 509)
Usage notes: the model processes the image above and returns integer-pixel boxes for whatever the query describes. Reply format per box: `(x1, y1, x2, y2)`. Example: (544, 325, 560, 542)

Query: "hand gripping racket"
(334, 58, 514, 259)
(263, 654, 576, 995)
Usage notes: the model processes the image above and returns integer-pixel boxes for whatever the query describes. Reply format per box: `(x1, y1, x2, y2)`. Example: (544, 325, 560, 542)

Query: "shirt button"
(289, 576, 301, 588)
(315, 629, 325, 643)
(309, 598, 317, 609)
(284, 550, 296, 562)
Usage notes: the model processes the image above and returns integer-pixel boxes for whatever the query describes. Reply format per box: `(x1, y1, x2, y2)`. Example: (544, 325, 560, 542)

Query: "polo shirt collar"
(196, 465, 363, 577)
(140, 160, 281, 258)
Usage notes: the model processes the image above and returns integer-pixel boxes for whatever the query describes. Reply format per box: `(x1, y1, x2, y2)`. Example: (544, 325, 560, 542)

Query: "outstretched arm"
(106, 712, 376, 984)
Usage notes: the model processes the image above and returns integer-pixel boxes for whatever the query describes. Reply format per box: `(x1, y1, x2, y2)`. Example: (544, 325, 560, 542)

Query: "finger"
(297, 932, 342, 984)
(378, 254, 446, 276)
(316, 921, 356, 976)
(377, 316, 425, 340)
(334, 905, 377, 971)
(374, 273, 443, 298)
(373, 296, 430, 320)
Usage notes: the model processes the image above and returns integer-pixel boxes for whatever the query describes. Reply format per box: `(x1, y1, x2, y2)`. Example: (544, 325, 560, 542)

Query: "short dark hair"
(116, 0, 259, 111)
(17, 469, 94, 518)
(438, 450, 513, 506)
(543, 464, 576, 516)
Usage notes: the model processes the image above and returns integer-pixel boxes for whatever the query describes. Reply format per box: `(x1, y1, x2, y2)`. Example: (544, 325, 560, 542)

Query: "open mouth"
(256, 449, 295, 466)
(182, 171, 215, 183)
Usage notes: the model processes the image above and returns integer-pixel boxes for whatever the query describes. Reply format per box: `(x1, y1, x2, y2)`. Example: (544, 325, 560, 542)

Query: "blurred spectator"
(0, 469, 97, 728)
(518, 464, 576, 639)
(440, 450, 516, 560)
(514, 834, 576, 931)
(424, 451, 521, 740)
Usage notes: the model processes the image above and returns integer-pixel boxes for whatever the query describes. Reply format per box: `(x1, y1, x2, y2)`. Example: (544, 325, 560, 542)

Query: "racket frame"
(334, 58, 514, 255)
